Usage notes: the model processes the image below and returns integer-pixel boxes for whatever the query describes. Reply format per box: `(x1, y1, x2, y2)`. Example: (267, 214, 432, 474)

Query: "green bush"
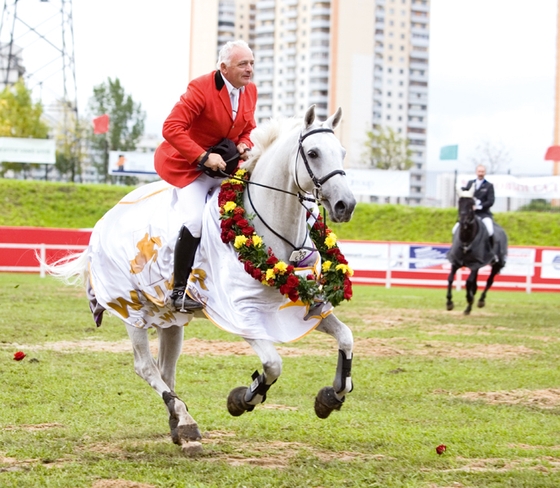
(1, 179, 559, 246)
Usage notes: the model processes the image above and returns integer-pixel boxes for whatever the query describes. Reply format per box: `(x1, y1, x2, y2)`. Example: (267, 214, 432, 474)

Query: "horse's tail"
(38, 249, 90, 287)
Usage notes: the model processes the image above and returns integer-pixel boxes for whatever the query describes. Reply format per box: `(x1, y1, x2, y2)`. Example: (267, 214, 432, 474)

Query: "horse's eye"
(307, 150, 318, 159)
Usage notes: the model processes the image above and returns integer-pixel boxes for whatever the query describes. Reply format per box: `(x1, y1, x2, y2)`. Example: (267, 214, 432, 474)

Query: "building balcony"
(375, 46, 384, 54)
(283, 21, 298, 31)
(411, 3, 430, 13)
(411, 37, 430, 49)
(256, 0, 276, 9)
(406, 130, 426, 140)
(284, 0, 298, 5)
(310, 7, 331, 17)
(254, 36, 275, 45)
(411, 13, 429, 24)
(257, 84, 273, 94)
(407, 120, 427, 130)
(409, 50, 429, 60)
(256, 12, 276, 21)
(256, 72, 274, 82)
(409, 73, 428, 83)
(255, 25, 275, 34)
(285, 10, 298, 19)
(407, 108, 427, 117)
(375, 33, 385, 42)
(408, 84, 428, 95)
(310, 19, 331, 29)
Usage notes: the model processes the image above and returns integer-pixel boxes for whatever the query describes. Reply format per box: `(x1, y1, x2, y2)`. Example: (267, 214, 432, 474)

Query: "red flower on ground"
(13, 351, 26, 361)
(436, 444, 446, 455)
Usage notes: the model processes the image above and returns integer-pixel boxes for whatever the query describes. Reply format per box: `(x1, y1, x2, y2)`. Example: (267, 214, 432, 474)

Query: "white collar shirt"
(221, 73, 244, 120)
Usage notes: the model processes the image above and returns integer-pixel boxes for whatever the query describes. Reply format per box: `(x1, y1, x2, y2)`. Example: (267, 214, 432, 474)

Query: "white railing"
(0, 243, 87, 277)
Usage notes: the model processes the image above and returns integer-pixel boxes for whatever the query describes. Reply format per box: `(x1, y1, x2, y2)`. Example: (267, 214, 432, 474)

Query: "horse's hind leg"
(314, 314, 354, 419)
(478, 264, 500, 308)
(227, 339, 282, 417)
(125, 324, 201, 445)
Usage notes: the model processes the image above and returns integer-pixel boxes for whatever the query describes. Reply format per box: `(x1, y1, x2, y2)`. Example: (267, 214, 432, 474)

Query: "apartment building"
(190, 0, 430, 204)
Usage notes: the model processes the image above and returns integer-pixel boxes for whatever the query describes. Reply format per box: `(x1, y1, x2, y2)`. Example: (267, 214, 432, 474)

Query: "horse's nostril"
(334, 201, 347, 215)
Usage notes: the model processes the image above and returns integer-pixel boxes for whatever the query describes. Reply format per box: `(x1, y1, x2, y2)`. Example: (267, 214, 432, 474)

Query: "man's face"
(221, 47, 254, 88)
(476, 166, 486, 180)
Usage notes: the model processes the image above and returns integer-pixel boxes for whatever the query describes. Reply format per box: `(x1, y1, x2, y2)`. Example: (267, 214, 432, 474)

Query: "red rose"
(232, 214, 242, 222)
(233, 207, 245, 216)
(241, 226, 254, 236)
(252, 269, 264, 280)
(287, 289, 299, 302)
(436, 444, 446, 455)
(307, 274, 315, 281)
(286, 265, 294, 273)
(343, 278, 353, 300)
(266, 255, 279, 266)
(244, 261, 255, 274)
(237, 219, 249, 228)
(13, 351, 26, 361)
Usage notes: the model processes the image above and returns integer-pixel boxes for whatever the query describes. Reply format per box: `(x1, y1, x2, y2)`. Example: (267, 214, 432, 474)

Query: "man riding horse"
(454, 164, 497, 262)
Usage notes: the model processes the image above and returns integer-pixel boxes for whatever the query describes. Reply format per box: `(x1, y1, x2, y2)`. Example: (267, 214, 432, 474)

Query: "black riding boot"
(489, 235, 498, 264)
(170, 226, 203, 312)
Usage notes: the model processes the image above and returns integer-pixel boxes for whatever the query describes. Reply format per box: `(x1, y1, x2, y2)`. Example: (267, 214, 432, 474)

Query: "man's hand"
(203, 153, 226, 172)
(474, 198, 482, 210)
(237, 143, 250, 161)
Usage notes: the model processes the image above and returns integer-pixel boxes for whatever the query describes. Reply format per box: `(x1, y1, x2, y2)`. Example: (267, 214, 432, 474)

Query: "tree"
(88, 77, 145, 182)
(363, 126, 413, 170)
(52, 99, 89, 182)
(470, 141, 511, 174)
(0, 78, 51, 177)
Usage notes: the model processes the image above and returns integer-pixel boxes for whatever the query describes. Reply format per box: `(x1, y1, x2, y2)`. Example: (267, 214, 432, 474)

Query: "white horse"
(46, 106, 356, 453)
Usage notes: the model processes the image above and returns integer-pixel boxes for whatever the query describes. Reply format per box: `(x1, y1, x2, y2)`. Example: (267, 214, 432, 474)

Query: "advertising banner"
(0, 137, 56, 164)
(457, 174, 560, 199)
(345, 169, 410, 197)
(108, 151, 157, 176)
(541, 250, 560, 279)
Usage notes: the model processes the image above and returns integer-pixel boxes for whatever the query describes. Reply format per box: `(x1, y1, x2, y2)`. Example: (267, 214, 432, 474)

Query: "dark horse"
(446, 188, 508, 315)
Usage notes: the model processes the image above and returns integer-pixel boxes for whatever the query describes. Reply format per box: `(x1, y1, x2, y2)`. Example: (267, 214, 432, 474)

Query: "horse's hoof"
(181, 440, 203, 457)
(314, 386, 344, 419)
(477, 300, 485, 308)
(227, 386, 251, 417)
(463, 308, 471, 316)
(446, 302, 454, 311)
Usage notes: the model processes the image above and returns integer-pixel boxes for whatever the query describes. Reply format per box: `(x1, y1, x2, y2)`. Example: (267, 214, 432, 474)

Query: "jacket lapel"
(215, 70, 234, 121)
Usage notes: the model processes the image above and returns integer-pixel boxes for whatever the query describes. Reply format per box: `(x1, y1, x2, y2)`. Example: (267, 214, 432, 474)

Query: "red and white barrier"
(1, 226, 559, 293)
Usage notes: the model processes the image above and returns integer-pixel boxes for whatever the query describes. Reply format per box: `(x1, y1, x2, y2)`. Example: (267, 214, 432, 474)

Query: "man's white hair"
(216, 40, 252, 69)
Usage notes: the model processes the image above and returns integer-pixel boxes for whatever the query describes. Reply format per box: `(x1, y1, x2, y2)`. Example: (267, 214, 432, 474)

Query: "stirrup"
(171, 289, 203, 313)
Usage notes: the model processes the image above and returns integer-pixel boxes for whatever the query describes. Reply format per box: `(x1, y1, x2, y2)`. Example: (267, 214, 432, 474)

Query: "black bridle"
(458, 197, 477, 252)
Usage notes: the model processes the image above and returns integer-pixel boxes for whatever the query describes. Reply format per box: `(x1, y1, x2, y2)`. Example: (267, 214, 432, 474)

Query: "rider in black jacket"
(461, 165, 497, 261)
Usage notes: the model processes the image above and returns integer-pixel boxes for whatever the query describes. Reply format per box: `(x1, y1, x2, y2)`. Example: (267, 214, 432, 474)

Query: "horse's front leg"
(126, 324, 201, 446)
(478, 262, 501, 308)
(464, 269, 478, 315)
(446, 264, 460, 311)
(227, 339, 282, 417)
(314, 314, 354, 419)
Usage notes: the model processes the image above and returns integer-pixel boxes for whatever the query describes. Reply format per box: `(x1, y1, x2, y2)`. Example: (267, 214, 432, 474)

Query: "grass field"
(1, 273, 560, 487)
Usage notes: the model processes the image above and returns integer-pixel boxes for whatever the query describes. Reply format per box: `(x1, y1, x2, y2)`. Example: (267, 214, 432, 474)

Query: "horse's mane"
(241, 116, 302, 173)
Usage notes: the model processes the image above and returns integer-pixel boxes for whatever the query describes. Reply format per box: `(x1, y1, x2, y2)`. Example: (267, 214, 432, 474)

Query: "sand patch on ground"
(458, 389, 560, 409)
(3, 336, 538, 360)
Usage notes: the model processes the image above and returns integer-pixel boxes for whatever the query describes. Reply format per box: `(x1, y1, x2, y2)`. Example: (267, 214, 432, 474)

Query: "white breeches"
(452, 218, 493, 236)
(175, 173, 221, 238)
(482, 217, 493, 236)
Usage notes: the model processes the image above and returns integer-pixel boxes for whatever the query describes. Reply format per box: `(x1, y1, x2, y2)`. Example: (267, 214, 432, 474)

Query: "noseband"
(296, 128, 346, 201)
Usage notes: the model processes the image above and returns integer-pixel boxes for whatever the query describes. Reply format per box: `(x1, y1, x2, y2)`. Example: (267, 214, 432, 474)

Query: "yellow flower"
(252, 235, 263, 247)
(234, 235, 248, 248)
(235, 169, 247, 177)
(223, 201, 237, 213)
(274, 261, 288, 274)
(265, 268, 276, 281)
(335, 264, 354, 276)
(322, 260, 332, 272)
(325, 232, 337, 249)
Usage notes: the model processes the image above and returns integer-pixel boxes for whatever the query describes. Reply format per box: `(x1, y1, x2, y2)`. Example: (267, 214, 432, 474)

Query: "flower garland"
(218, 168, 353, 307)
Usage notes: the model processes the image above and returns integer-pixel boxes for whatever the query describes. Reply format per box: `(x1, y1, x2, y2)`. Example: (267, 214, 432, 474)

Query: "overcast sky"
(7, 0, 558, 176)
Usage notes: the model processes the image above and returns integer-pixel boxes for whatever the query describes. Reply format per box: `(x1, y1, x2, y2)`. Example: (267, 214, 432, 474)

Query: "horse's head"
(296, 105, 356, 222)
(457, 186, 475, 228)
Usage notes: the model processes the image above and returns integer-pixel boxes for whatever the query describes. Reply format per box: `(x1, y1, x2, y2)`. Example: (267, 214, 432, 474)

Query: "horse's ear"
(324, 107, 342, 130)
(303, 105, 316, 129)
